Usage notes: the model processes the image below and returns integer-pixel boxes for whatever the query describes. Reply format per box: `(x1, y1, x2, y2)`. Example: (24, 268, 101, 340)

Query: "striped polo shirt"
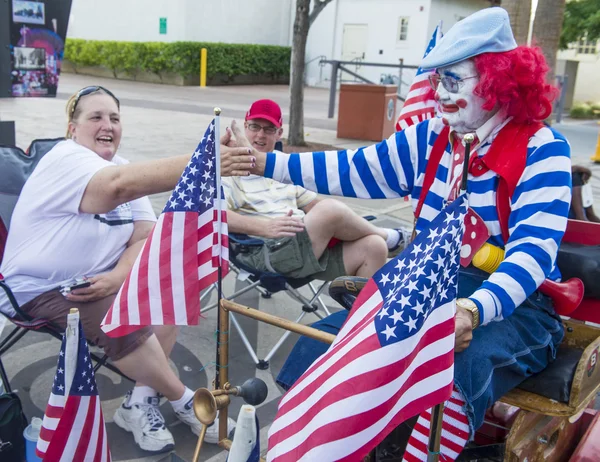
(264, 116, 572, 325)
(222, 175, 318, 219)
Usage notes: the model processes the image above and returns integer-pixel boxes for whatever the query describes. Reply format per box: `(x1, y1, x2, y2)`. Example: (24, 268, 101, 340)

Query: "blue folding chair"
(201, 232, 333, 369)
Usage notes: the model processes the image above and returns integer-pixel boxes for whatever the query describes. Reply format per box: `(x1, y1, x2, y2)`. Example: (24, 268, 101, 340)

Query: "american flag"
(395, 24, 442, 131)
(37, 317, 111, 461)
(101, 119, 229, 337)
(267, 196, 467, 462)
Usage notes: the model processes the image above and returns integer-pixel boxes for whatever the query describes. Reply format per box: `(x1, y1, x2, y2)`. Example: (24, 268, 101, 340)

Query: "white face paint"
(435, 59, 495, 134)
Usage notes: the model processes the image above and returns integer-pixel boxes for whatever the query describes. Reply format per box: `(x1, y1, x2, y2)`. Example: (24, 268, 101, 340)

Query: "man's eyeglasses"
(71, 86, 120, 116)
(246, 122, 278, 135)
(428, 74, 478, 94)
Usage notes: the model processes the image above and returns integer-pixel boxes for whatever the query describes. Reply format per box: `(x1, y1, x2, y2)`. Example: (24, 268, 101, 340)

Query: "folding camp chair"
(0, 139, 132, 391)
(201, 232, 333, 369)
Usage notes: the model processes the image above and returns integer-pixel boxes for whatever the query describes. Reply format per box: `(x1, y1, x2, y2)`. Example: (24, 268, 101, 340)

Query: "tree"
(288, 0, 334, 146)
(559, 0, 600, 49)
(532, 0, 567, 82)
(497, 0, 567, 80)
(501, 0, 532, 44)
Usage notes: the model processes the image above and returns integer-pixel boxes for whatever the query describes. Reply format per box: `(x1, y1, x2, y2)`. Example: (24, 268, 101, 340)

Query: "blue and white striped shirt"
(264, 117, 572, 325)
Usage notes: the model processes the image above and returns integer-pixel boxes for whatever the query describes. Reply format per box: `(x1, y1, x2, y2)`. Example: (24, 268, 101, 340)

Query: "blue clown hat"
(421, 7, 517, 70)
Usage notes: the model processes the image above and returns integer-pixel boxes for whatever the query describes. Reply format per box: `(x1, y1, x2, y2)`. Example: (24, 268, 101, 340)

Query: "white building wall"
(557, 48, 600, 104)
(182, 0, 293, 45)
(304, 0, 489, 88)
(428, 0, 489, 35)
(68, 0, 188, 42)
(67, 0, 293, 46)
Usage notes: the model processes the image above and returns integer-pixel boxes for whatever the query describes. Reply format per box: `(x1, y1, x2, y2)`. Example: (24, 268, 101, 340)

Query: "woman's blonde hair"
(65, 86, 120, 138)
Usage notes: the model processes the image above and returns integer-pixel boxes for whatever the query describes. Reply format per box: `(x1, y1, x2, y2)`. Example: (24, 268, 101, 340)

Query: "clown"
(221, 7, 571, 460)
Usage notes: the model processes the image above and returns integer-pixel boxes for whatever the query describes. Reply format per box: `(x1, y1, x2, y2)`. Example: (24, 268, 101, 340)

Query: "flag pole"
(64, 308, 80, 396)
(460, 133, 475, 193)
(427, 132, 474, 462)
(213, 108, 231, 444)
(213, 107, 224, 392)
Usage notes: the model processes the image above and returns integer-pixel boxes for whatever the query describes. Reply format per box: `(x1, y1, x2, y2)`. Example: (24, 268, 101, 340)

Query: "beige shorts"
(234, 227, 346, 281)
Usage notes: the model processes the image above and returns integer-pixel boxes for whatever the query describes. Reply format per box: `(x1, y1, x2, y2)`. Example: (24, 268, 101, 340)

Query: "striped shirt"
(264, 117, 572, 325)
(222, 175, 317, 219)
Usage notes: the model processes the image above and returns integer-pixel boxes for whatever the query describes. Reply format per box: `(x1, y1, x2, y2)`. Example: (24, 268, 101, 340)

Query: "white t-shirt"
(0, 140, 156, 315)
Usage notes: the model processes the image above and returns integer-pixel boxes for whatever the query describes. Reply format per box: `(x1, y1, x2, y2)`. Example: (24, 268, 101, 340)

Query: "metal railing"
(320, 59, 419, 118)
(554, 74, 569, 124)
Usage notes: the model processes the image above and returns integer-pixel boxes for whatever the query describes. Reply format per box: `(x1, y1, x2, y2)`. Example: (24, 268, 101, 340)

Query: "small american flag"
(396, 24, 442, 131)
(267, 196, 467, 462)
(37, 317, 111, 461)
(101, 119, 229, 337)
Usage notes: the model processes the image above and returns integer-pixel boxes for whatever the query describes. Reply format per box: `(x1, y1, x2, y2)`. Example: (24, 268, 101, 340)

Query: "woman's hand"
(65, 272, 123, 303)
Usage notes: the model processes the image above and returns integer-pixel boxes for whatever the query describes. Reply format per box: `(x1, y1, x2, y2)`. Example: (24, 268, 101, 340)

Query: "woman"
(0, 86, 241, 453)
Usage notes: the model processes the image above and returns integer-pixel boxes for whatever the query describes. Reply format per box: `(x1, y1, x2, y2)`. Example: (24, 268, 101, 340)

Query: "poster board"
(9, 0, 73, 97)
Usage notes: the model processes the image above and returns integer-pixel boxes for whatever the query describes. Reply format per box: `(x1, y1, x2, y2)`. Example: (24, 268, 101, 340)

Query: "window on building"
(577, 38, 598, 55)
(398, 17, 409, 42)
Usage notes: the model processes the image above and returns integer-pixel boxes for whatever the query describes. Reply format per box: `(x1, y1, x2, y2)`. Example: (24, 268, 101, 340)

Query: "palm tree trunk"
(532, 0, 566, 82)
(501, 0, 532, 44)
(288, 0, 310, 146)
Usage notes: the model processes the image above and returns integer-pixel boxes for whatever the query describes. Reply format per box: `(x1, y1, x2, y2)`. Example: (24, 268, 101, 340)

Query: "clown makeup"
(434, 59, 496, 134)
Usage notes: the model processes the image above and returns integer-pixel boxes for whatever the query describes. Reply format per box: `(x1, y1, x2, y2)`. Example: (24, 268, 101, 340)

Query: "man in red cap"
(222, 99, 410, 281)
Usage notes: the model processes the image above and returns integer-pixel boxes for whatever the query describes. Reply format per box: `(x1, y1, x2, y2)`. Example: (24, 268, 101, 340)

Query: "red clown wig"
(473, 46, 558, 124)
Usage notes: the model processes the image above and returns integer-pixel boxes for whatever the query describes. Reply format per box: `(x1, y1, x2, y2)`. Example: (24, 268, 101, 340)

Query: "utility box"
(337, 84, 398, 141)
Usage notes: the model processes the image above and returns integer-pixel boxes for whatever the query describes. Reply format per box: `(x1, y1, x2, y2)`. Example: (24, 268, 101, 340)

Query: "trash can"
(337, 84, 398, 141)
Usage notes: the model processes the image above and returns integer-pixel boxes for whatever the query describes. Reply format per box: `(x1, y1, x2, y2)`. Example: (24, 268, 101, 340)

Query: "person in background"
(223, 99, 412, 281)
(571, 165, 600, 222)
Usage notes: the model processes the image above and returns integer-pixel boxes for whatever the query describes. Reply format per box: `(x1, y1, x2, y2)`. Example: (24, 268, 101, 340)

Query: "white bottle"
(228, 405, 258, 462)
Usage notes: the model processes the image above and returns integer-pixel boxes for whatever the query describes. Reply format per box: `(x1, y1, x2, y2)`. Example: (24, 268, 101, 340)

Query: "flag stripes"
(267, 197, 467, 462)
(402, 388, 470, 462)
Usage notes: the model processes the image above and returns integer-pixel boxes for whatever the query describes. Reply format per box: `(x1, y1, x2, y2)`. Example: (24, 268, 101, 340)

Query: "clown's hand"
(221, 120, 267, 176)
(454, 307, 474, 352)
(219, 123, 258, 177)
(220, 145, 256, 177)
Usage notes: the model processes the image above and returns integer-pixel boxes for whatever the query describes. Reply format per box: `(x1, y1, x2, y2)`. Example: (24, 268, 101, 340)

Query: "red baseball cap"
(245, 99, 283, 128)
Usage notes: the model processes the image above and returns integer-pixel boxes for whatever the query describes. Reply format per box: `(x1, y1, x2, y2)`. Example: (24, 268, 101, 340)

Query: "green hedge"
(64, 39, 291, 80)
(570, 102, 600, 119)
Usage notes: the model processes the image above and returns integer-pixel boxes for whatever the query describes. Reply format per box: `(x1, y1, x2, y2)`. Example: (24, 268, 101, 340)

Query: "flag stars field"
(267, 197, 468, 462)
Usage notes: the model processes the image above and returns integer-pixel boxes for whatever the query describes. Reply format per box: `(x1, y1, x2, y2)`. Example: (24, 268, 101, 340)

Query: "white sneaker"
(174, 398, 235, 444)
(113, 392, 175, 453)
(204, 414, 236, 444)
(388, 226, 413, 258)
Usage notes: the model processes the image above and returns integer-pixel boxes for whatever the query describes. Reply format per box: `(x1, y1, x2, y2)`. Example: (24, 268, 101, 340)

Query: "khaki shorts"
(20, 289, 153, 361)
(234, 227, 346, 281)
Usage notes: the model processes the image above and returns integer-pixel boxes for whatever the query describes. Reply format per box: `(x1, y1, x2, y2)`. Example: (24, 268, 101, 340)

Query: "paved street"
(1, 73, 599, 461)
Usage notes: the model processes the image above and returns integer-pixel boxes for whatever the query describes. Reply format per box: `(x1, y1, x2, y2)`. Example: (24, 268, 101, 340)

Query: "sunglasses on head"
(71, 86, 120, 116)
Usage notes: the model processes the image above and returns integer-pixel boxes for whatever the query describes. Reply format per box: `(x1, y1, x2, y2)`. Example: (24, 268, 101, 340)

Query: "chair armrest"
(11, 317, 52, 330)
(328, 276, 369, 311)
(229, 233, 265, 247)
(0, 277, 35, 321)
